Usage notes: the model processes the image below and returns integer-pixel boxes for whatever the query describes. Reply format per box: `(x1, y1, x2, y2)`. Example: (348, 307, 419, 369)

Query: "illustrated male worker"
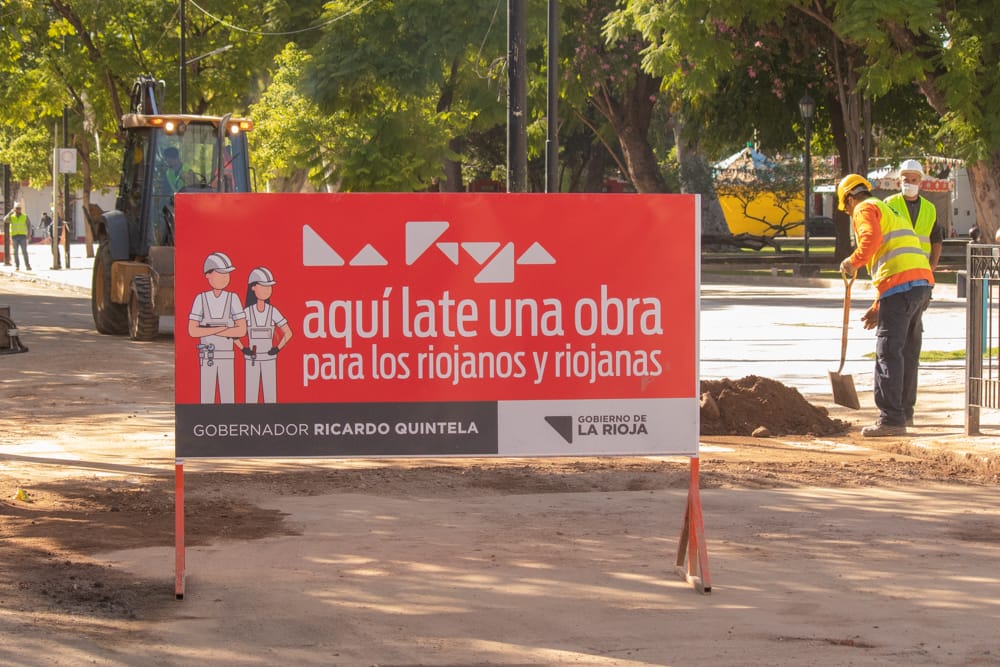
(837, 174, 934, 437)
(885, 159, 943, 270)
(188, 252, 247, 403)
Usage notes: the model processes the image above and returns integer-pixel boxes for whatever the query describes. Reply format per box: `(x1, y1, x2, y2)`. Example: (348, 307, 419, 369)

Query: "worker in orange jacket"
(837, 174, 935, 437)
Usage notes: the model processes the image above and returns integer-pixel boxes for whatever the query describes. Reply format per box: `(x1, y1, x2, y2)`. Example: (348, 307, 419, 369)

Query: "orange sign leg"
(175, 460, 186, 599)
(676, 456, 711, 594)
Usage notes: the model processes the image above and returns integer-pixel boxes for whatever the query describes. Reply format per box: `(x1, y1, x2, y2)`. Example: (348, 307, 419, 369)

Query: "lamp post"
(798, 91, 816, 276)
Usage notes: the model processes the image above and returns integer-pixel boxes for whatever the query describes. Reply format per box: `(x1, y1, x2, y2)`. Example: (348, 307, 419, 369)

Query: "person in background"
(39, 210, 53, 240)
(2, 203, 32, 271)
(837, 174, 934, 437)
(885, 159, 943, 270)
(970, 224, 981, 242)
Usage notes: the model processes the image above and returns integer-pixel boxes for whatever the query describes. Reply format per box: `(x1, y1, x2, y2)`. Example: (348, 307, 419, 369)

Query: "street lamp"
(798, 91, 816, 275)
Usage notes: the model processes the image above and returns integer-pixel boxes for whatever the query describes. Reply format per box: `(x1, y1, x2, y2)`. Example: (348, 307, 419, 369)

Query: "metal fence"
(965, 243, 1000, 434)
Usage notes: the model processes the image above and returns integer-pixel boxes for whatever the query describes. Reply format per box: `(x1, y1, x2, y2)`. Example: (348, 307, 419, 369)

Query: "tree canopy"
(4, 0, 1000, 237)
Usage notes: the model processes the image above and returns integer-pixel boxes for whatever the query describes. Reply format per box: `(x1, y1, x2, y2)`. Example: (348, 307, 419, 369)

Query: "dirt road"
(2, 278, 999, 666)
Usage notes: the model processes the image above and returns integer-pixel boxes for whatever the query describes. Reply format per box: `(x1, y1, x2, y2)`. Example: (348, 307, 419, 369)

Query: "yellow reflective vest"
(885, 193, 936, 257)
(855, 198, 932, 291)
(7, 212, 29, 236)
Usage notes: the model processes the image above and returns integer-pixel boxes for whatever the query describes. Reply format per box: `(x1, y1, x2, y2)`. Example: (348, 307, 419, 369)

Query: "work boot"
(861, 422, 907, 438)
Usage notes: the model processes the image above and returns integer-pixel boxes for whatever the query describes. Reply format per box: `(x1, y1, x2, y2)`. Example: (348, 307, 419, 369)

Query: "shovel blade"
(829, 371, 861, 409)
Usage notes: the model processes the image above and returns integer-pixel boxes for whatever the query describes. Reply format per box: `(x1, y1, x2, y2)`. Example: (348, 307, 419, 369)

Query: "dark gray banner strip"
(176, 402, 498, 458)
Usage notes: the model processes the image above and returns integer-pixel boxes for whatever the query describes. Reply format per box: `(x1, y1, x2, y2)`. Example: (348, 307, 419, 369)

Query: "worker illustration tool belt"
(197, 343, 216, 367)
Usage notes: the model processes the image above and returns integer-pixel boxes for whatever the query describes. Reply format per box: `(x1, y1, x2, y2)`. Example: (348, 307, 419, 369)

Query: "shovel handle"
(838, 271, 855, 375)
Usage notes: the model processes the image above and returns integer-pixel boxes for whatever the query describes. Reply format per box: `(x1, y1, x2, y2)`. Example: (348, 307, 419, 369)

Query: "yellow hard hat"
(837, 174, 872, 211)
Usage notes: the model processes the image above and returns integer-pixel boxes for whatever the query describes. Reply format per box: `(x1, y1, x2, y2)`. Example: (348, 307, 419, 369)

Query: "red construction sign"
(173, 193, 700, 458)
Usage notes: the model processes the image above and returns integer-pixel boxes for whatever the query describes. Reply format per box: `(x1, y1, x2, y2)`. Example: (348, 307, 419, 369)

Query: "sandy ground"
(2, 277, 1000, 666)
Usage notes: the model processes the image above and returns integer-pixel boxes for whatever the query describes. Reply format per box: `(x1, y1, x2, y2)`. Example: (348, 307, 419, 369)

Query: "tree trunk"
(589, 71, 666, 193)
(966, 155, 1000, 241)
(617, 72, 665, 193)
(673, 118, 729, 240)
(440, 138, 464, 192)
(618, 124, 664, 193)
(830, 40, 868, 175)
(580, 144, 607, 192)
(77, 133, 95, 257)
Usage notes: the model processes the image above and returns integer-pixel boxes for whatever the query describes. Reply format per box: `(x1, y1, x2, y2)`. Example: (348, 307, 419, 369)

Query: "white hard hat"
(248, 266, 276, 286)
(899, 159, 924, 176)
(203, 251, 236, 274)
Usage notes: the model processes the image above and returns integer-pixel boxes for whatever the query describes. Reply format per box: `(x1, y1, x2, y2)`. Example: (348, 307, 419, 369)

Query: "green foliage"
(0, 0, 311, 194)
(249, 44, 338, 190)
(301, 0, 510, 191)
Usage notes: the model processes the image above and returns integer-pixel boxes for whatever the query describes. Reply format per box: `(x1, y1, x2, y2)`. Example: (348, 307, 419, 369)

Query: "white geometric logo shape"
(436, 242, 459, 264)
(350, 244, 388, 266)
(406, 221, 449, 265)
(517, 241, 555, 265)
(303, 224, 344, 266)
(474, 242, 515, 283)
(462, 242, 501, 265)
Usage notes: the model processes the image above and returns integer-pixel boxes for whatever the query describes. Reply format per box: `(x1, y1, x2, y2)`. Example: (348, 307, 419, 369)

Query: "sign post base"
(676, 456, 711, 594)
(175, 459, 185, 600)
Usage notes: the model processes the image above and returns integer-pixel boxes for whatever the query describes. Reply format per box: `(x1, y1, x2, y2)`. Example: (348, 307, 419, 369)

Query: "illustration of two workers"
(189, 251, 293, 404)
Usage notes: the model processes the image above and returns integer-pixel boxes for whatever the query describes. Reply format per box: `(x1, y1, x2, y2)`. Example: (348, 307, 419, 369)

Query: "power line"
(186, 0, 375, 37)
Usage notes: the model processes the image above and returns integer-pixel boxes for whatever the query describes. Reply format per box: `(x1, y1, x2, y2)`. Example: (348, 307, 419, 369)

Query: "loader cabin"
(115, 113, 253, 248)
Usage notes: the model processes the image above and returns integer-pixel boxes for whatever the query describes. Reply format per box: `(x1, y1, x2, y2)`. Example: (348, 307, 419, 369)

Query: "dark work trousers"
(873, 284, 932, 426)
(11, 234, 30, 269)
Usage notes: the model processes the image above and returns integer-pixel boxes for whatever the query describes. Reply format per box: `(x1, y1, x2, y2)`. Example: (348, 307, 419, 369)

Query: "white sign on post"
(56, 148, 77, 174)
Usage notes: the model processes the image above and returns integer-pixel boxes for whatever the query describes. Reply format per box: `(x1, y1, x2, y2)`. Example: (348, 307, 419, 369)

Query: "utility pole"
(507, 0, 527, 193)
(2, 164, 10, 266)
(51, 121, 61, 269)
(62, 106, 71, 268)
(545, 0, 559, 192)
(179, 0, 187, 113)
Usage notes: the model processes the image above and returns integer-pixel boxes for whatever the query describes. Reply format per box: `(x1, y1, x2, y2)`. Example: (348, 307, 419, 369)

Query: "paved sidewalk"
(0, 239, 93, 293)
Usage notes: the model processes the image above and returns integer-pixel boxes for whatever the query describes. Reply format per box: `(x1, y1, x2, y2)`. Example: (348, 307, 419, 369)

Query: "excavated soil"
(700, 375, 849, 437)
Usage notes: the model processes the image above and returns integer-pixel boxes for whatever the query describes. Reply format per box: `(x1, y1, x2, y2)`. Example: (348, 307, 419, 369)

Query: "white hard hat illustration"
(203, 251, 236, 273)
(899, 159, 924, 176)
(248, 266, 276, 286)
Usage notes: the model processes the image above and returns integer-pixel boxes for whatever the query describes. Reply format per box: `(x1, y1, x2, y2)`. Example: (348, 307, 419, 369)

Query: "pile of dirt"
(700, 375, 849, 437)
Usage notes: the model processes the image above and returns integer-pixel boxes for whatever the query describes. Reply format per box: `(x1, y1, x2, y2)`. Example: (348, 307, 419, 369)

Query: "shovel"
(829, 271, 861, 409)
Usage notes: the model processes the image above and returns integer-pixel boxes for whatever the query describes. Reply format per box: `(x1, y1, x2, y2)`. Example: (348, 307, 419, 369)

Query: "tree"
(565, 0, 666, 193)
(303, 0, 510, 192)
(249, 44, 338, 192)
(843, 0, 1000, 240)
(0, 0, 311, 247)
(620, 0, 1000, 241)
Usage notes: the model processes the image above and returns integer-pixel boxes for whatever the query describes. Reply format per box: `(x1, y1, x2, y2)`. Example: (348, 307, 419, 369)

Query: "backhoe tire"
(128, 274, 159, 341)
(92, 242, 128, 335)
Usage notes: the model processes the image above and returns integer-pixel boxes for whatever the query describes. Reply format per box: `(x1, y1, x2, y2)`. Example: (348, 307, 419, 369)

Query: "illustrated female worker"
(238, 267, 293, 403)
(188, 252, 247, 403)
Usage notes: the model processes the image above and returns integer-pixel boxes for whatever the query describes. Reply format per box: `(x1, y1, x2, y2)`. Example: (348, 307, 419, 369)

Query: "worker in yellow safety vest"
(837, 174, 935, 438)
(2, 203, 32, 271)
(885, 159, 943, 270)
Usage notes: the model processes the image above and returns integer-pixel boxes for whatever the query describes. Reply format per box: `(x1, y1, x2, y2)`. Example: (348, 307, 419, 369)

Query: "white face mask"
(901, 182, 920, 198)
